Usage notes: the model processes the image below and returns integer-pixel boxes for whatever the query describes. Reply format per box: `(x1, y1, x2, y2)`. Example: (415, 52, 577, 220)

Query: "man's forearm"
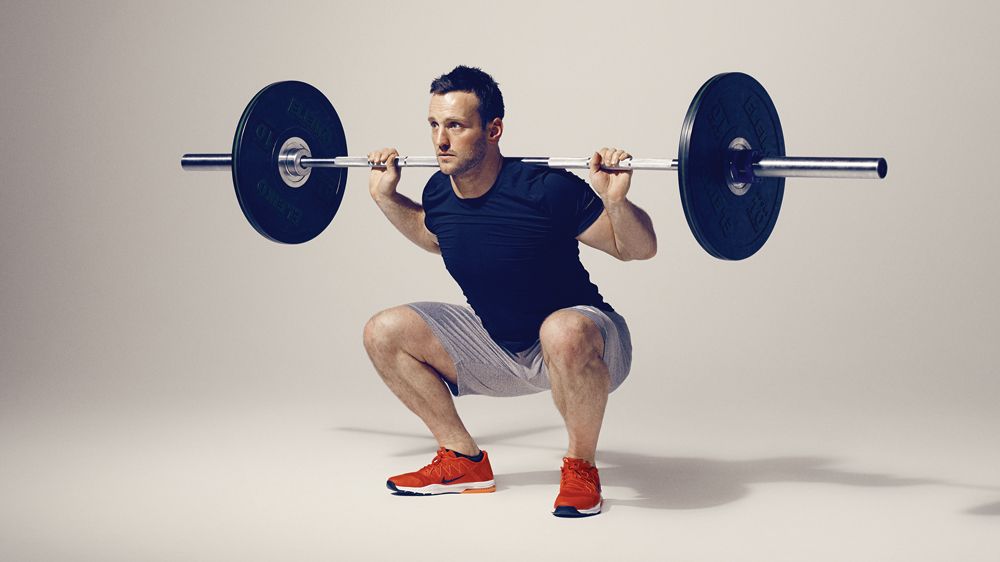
(604, 199, 657, 260)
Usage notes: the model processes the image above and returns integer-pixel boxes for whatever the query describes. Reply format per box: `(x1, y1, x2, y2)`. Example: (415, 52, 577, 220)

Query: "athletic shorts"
(406, 302, 633, 397)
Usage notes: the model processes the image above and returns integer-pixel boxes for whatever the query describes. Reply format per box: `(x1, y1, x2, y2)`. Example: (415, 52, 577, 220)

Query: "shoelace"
(419, 448, 461, 478)
(561, 459, 599, 493)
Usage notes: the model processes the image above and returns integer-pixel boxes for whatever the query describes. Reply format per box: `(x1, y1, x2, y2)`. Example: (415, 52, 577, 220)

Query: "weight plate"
(232, 81, 347, 244)
(678, 73, 785, 260)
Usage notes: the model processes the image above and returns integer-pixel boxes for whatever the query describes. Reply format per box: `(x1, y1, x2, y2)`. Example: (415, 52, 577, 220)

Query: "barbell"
(181, 72, 887, 260)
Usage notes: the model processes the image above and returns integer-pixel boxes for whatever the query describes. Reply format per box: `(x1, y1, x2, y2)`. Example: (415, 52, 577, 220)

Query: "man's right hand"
(368, 147, 401, 200)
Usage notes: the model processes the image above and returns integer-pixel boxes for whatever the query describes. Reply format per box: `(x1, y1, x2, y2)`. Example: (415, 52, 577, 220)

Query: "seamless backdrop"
(1, 1, 998, 561)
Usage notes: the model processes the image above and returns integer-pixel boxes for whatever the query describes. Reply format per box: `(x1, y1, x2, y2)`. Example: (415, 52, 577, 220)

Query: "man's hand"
(588, 147, 633, 204)
(368, 147, 402, 200)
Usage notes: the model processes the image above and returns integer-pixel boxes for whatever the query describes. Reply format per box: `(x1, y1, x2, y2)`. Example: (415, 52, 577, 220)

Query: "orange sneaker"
(386, 448, 496, 496)
(553, 457, 603, 517)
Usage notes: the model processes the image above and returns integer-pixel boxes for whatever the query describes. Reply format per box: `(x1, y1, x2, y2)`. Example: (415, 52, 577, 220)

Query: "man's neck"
(450, 150, 503, 199)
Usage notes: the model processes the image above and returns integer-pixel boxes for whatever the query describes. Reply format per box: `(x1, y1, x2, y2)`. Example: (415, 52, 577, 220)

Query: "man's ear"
(487, 118, 503, 143)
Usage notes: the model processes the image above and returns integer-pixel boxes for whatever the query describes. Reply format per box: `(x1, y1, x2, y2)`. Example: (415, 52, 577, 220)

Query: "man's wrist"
(372, 190, 398, 204)
(601, 195, 629, 208)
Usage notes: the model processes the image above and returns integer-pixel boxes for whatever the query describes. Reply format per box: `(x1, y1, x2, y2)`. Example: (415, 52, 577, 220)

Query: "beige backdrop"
(1, 1, 998, 560)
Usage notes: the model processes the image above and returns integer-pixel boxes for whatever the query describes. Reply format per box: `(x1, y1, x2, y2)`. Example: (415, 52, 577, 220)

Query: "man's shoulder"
(422, 171, 452, 208)
(424, 170, 450, 191)
(503, 159, 587, 196)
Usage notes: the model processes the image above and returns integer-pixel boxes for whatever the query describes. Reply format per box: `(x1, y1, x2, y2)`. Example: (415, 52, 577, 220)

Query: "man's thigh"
(405, 302, 633, 397)
(373, 304, 459, 384)
(537, 306, 634, 393)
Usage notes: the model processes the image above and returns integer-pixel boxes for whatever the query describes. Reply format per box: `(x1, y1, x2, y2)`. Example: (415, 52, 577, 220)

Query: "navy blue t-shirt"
(423, 158, 613, 352)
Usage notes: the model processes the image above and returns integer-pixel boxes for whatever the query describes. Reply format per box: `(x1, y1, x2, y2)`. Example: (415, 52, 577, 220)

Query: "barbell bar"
(180, 73, 888, 259)
(181, 154, 887, 178)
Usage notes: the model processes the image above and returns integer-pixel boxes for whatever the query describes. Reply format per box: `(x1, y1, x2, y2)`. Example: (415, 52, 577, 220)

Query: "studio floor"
(2, 381, 997, 561)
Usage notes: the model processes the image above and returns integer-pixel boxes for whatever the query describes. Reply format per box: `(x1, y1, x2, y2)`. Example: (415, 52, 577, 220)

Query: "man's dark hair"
(429, 65, 505, 128)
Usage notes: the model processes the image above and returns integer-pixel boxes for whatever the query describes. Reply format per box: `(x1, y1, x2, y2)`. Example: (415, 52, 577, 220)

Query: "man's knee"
(539, 310, 604, 368)
(363, 306, 419, 357)
(363, 305, 458, 384)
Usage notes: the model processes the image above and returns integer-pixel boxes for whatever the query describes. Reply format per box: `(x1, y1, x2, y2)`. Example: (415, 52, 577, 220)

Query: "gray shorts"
(406, 302, 633, 397)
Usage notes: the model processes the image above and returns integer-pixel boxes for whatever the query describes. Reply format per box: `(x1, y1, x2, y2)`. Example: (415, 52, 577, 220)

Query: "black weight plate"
(232, 81, 347, 244)
(678, 73, 785, 260)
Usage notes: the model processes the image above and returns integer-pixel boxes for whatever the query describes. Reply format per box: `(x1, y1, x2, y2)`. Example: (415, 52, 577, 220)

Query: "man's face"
(428, 91, 490, 176)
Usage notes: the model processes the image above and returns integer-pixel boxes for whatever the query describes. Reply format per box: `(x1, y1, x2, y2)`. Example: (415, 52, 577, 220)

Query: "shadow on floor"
(499, 451, 934, 512)
(335, 426, 1000, 515)
(966, 500, 1000, 515)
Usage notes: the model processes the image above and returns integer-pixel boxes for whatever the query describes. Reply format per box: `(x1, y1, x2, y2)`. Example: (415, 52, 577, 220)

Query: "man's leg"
(363, 305, 479, 456)
(539, 310, 610, 464)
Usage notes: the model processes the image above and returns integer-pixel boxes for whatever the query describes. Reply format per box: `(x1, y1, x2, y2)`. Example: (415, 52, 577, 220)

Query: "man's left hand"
(588, 147, 633, 204)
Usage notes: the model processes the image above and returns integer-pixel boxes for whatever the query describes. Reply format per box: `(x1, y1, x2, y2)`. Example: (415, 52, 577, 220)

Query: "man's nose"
(435, 129, 450, 150)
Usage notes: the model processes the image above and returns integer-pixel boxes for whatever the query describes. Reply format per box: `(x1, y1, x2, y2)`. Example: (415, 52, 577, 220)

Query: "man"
(363, 66, 656, 518)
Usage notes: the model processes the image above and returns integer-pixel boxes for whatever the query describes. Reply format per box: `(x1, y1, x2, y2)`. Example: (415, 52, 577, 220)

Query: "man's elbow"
(617, 245, 657, 261)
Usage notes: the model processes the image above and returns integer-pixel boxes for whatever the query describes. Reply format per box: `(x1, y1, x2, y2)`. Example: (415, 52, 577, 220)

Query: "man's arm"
(576, 148, 657, 261)
(577, 203, 656, 261)
(368, 147, 440, 254)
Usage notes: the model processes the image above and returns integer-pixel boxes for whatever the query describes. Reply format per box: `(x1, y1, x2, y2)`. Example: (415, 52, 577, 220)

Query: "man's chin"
(439, 154, 482, 176)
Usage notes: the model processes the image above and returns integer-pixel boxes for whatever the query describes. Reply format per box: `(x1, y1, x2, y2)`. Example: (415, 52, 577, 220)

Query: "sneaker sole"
(552, 501, 603, 518)
(386, 480, 496, 496)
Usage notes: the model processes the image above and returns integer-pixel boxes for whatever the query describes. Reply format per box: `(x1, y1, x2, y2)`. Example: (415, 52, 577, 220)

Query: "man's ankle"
(564, 454, 596, 465)
(443, 444, 481, 458)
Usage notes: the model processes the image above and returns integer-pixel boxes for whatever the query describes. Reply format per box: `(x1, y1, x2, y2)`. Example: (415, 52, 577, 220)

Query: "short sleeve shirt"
(423, 158, 613, 352)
